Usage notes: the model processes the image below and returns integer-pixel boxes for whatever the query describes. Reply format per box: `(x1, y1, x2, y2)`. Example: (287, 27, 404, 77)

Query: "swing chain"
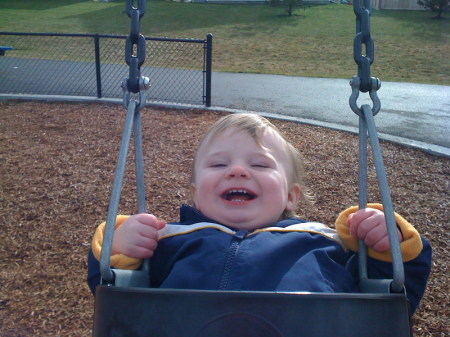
(122, 0, 150, 109)
(350, 0, 381, 116)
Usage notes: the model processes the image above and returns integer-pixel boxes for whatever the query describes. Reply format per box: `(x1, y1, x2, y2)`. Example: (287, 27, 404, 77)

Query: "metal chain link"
(122, 0, 150, 108)
(353, 0, 374, 93)
(349, 0, 381, 116)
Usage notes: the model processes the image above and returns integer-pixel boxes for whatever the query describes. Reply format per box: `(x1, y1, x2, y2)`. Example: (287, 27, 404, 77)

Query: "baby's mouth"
(222, 189, 256, 202)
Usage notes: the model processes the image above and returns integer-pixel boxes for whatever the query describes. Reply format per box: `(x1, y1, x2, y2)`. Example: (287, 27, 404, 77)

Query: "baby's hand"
(347, 208, 402, 252)
(111, 213, 166, 259)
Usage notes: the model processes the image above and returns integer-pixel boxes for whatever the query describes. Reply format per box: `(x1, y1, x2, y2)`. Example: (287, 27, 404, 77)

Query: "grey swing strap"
(100, 0, 150, 285)
(350, 0, 405, 294)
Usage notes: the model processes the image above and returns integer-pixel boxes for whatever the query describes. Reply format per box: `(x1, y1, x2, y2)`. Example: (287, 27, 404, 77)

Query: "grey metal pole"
(100, 100, 138, 283)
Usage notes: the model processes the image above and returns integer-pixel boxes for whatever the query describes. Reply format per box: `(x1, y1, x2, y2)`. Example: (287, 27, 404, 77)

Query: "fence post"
(94, 34, 102, 98)
(204, 33, 213, 107)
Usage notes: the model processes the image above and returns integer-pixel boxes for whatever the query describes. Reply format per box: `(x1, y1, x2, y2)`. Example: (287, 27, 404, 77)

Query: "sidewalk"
(2, 69, 449, 156)
(211, 72, 450, 157)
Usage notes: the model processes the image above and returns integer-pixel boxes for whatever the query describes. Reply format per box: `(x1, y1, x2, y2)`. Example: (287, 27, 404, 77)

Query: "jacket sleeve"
(336, 203, 432, 314)
(87, 248, 101, 295)
(87, 215, 143, 295)
(335, 203, 423, 262)
(91, 215, 143, 270)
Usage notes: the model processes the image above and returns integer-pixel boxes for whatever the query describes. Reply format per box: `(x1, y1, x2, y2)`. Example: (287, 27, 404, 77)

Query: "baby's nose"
(227, 165, 249, 178)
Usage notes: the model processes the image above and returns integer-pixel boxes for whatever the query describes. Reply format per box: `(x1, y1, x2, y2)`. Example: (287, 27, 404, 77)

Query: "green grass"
(0, 0, 449, 84)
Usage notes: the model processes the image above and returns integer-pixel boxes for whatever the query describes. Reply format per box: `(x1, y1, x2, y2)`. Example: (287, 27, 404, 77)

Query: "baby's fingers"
(136, 213, 166, 230)
(347, 209, 384, 238)
(363, 224, 389, 251)
(121, 242, 158, 259)
(115, 230, 159, 258)
(371, 236, 391, 252)
(370, 228, 403, 252)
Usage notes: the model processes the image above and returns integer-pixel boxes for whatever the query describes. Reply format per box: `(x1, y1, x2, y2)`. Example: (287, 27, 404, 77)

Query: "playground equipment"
(92, 0, 413, 336)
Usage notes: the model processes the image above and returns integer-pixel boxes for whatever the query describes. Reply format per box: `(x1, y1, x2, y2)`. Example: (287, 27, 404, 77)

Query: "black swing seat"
(93, 271, 411, 337)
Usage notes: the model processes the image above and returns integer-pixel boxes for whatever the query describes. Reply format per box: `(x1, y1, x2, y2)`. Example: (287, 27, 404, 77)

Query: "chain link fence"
(0, 32, 212, 106)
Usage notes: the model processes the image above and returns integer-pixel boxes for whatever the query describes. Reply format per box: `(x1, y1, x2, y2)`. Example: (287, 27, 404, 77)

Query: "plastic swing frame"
(92, 97, 412, 337)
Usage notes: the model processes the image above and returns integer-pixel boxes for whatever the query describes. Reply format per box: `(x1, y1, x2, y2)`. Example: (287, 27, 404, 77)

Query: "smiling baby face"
(191, 126, 300, 230)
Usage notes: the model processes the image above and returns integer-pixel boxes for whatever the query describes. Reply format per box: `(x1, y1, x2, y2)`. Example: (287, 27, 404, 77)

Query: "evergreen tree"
(417, 0, 449, 18)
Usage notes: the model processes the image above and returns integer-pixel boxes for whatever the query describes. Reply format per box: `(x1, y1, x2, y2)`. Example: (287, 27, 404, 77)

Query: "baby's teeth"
(230, 189, 246, 193)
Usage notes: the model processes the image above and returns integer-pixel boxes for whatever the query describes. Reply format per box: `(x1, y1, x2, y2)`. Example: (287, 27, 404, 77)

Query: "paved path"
(1, 60, 448, 156)
(211, 72, 450, 157)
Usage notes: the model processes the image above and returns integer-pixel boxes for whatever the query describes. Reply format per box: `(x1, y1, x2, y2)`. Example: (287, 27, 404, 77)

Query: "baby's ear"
(190, 183, 198, 205)
(286, 184, 301, 211)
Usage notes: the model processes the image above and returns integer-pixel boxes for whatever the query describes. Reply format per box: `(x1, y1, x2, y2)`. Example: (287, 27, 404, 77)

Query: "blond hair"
(191, 113, 313, 219)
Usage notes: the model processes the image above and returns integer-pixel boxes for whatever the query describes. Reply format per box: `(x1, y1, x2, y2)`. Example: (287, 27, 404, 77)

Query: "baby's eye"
(251, 163, 269, 168)
(210, 163, 227, 168)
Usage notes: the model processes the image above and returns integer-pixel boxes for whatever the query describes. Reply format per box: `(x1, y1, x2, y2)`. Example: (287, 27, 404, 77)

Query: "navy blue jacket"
(88, 204, 431, 314)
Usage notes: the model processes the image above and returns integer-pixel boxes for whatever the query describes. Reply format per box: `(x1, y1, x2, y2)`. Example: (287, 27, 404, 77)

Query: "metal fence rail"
(0, 32, 212, 106)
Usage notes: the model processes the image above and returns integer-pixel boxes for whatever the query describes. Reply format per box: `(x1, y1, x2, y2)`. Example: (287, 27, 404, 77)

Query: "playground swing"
(92, 0, 413, 336)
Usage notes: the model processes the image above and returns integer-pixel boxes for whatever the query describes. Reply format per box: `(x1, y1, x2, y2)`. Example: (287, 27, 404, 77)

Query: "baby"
(88, 113, 431, 314)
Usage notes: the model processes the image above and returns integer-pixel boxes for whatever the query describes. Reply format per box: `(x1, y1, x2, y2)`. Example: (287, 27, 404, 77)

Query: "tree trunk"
(288, 4, 293, 16)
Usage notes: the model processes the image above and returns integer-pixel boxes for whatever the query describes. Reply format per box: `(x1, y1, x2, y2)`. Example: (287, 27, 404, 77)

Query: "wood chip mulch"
(0, 100, 448, 336)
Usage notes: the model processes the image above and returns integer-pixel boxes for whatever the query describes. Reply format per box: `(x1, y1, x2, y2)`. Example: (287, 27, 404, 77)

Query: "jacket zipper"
(218, 230, 247, 290)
